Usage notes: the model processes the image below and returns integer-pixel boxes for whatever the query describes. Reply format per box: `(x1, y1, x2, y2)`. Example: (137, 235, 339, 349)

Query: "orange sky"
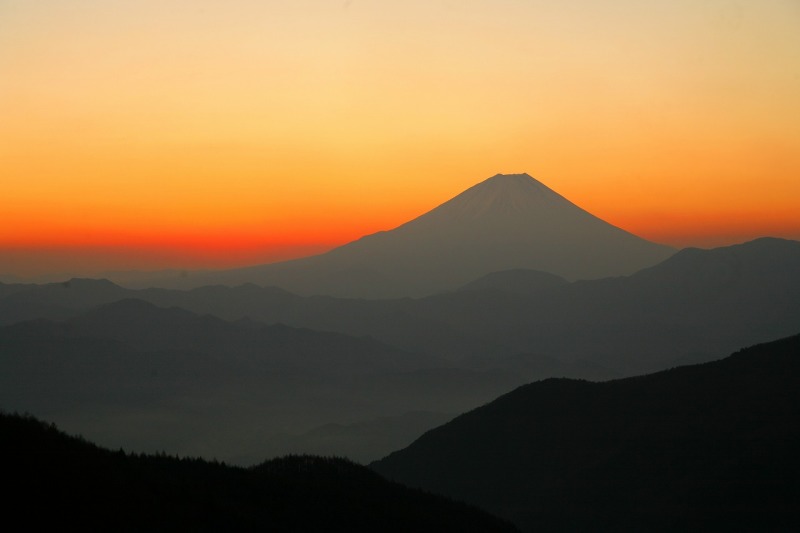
(2, 0, 799, 279)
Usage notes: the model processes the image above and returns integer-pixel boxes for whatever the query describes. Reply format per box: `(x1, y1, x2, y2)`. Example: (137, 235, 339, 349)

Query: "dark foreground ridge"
(372, 334, 800, 532)
(2, 413, 518, 532)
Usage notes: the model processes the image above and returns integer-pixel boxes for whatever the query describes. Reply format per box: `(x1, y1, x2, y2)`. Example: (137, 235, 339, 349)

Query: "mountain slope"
(371, 334, 800, 531)
(124, 174, 674, 297)
(2, 412, 518, 532)
(455, 269, 568, 294)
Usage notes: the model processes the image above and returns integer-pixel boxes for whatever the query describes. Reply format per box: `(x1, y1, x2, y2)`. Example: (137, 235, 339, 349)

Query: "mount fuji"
(137, 174, 675, 297)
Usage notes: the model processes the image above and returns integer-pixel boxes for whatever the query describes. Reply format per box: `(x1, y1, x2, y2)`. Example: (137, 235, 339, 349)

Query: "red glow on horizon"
(3, 212, 799, 281)
(2, 180, 798, 280)
(0, 242, 338, 279)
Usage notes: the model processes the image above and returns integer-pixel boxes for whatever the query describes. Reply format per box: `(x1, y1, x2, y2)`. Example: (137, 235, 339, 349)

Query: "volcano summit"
(141, 174, 675, 297)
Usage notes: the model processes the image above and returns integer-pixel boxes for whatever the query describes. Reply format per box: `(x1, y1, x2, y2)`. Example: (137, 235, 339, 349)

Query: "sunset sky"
(2, 0, 799, 279)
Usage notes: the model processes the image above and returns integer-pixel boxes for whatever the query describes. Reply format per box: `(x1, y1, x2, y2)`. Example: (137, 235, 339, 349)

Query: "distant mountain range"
(3, 237, 797, 373)
(113, 173, 674, 297)
(0, 299, 531, 463)
(371, 334, 800, 532)
(2, 413, 517, 532)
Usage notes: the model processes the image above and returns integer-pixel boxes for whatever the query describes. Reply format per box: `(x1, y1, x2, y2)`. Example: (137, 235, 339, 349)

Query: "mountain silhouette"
(2, 412, 518, 532)
(371, 334, 800, 531)
(124, 173, 674, 297)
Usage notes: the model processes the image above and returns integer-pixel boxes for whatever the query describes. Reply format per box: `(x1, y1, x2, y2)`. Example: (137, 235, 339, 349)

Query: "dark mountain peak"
(485, 172, 536, 184)
(57, 278, 121, 290)
(427, 173, 571, 220)
(491, 172, 530, 177)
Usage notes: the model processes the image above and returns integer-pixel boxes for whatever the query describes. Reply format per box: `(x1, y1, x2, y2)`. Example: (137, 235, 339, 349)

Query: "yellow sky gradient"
(2, 0, 799, 277)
